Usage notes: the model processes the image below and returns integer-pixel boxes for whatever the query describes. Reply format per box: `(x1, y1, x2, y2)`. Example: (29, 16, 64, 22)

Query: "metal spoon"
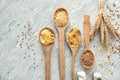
(80, 15, 94, 69)
(67, 28, 82, 80)
(39, 27, 56, 80)
(53, 8, 69, 80)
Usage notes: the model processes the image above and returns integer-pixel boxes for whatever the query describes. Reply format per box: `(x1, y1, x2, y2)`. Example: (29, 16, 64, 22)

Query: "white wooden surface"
(0, 0, 120, 80)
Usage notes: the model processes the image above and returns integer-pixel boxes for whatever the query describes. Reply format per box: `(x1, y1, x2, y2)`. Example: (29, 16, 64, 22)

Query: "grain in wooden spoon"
(54, 8, 69, 80)
(81, 15, 94, 69)
(39, 27, 56, 80)
(66, 27, 82, 80)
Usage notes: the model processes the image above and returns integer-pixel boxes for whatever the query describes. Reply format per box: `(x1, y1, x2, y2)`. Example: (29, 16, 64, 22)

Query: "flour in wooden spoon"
(54, 9, 68, 27)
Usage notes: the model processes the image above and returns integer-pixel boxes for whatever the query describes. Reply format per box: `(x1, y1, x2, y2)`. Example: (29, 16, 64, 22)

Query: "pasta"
(40, 29, 55, 46)
(66, 27, 82, 48)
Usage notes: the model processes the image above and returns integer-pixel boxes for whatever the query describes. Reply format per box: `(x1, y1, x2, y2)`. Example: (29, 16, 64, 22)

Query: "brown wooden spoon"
(53, 8, 69, 80)
(66, 28, 82, 80)
(80, 15, 94, 69)
(39, 27, 56, 80)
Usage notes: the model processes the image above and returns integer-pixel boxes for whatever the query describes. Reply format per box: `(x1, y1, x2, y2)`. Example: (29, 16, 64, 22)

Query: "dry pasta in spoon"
(66, 27, 82, 48)
(40, 28, 55, 46)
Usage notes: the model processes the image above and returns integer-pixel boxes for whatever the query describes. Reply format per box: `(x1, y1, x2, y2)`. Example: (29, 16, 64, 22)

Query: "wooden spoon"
(39, 27, 56, 80)
(67, 28, 82, 80)
(80, 15, 94, 69)
(53, 8, 69, 80)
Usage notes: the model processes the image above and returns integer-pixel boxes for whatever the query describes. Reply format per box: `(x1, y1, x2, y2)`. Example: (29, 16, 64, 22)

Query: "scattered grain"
(24, 56, 26, 59)
(28, 55, 30, 57)
(36, 65, 39, 68)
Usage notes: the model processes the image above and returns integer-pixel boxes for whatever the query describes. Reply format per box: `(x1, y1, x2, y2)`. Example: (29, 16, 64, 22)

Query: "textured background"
(0, 0, 120, 80)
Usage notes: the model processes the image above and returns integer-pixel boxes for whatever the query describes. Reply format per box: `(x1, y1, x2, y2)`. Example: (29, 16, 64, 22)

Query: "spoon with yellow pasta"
(66, 27, 82, 80)
(39, 27, 56, 80)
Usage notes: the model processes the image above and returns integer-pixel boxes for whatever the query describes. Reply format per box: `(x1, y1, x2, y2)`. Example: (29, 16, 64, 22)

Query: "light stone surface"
(0, 0, 120, 80)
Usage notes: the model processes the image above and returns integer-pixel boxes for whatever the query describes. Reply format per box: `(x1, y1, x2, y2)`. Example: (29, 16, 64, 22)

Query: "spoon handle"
(71, 48, 77, 80)
(45, 54, 50, 80)
(72, 54, 76, 80)
(83, 15, 90, 50)
(59, 30, 65, 80)
(44, 47, 52, 80)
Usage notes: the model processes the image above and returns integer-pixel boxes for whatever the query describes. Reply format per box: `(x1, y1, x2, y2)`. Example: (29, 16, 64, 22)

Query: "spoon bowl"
(68, 28, 82, 49)
(81, 50, 94, 69)
(39, 27, 55, 46)
(54, 8, 69, 30)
